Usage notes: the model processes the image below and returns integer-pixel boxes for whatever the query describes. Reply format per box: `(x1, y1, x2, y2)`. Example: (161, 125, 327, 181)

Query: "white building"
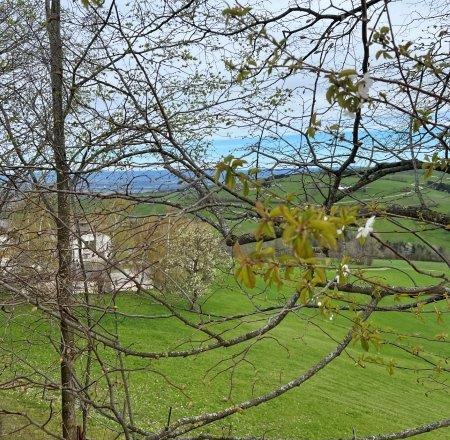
(72, 232, 112, 265)
(0, 219, 10, 248)
(71, 223, 153, 293)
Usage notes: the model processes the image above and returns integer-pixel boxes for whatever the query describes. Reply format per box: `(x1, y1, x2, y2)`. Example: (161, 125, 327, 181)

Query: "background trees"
(0, 1, 448, 440)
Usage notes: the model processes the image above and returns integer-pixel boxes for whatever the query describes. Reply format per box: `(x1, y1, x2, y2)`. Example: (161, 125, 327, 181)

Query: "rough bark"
(46, 0, 76, 438)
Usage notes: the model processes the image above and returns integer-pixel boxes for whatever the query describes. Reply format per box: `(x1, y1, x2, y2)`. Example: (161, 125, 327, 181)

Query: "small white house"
(72, 232, 112, 265)
(0, 219, 10, 248)
(70, 222, 153, 294)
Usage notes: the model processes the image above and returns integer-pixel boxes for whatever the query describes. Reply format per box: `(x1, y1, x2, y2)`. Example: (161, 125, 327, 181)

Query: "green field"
(1, 170, 448, 439)
(128, 170, 449, 253)
(1, 259, 449, 439)
(253, 170, 449, 252)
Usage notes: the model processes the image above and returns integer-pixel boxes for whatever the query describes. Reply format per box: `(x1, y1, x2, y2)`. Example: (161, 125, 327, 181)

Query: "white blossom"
(342, 264, 350, 276)
(161, 223, 229, 309)
(356, 215, 376, 239)
(343, 109, 355, 118)
(356, 73, 374, 100)
(364, 72, 374, 85)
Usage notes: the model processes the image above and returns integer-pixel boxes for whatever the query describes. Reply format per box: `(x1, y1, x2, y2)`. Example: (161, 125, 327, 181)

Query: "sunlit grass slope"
(1, 259, 448, 439)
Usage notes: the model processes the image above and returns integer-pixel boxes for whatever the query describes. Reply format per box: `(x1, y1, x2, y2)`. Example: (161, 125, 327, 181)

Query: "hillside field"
(1, 259, 449, 439)
(127, 170, 449, 253)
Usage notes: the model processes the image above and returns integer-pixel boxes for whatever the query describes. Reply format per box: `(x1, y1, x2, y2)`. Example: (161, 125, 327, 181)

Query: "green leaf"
(387, 360, 395, 376)
(339, 69, 357, 77)
(361, 338, 370, 352)
(240, 265, 255, 288)
(306, 126, 316, 138)
(222, 6, 252, 17)
(412, 118, 421, 133)
(242, 179, 249, 196)
(225, 170, 235, 189)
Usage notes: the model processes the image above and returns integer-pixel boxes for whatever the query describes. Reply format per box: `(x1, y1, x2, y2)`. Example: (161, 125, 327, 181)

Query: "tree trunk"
(47, 0, 77, 438)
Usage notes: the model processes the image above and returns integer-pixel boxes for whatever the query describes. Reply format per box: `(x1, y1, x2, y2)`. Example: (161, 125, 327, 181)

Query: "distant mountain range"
(79, 168, 301, 192)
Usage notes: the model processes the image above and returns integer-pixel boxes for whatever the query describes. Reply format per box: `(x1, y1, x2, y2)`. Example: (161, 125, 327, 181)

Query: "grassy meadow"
(1, 259, 449, 439)
(129, 170, 449, 252)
